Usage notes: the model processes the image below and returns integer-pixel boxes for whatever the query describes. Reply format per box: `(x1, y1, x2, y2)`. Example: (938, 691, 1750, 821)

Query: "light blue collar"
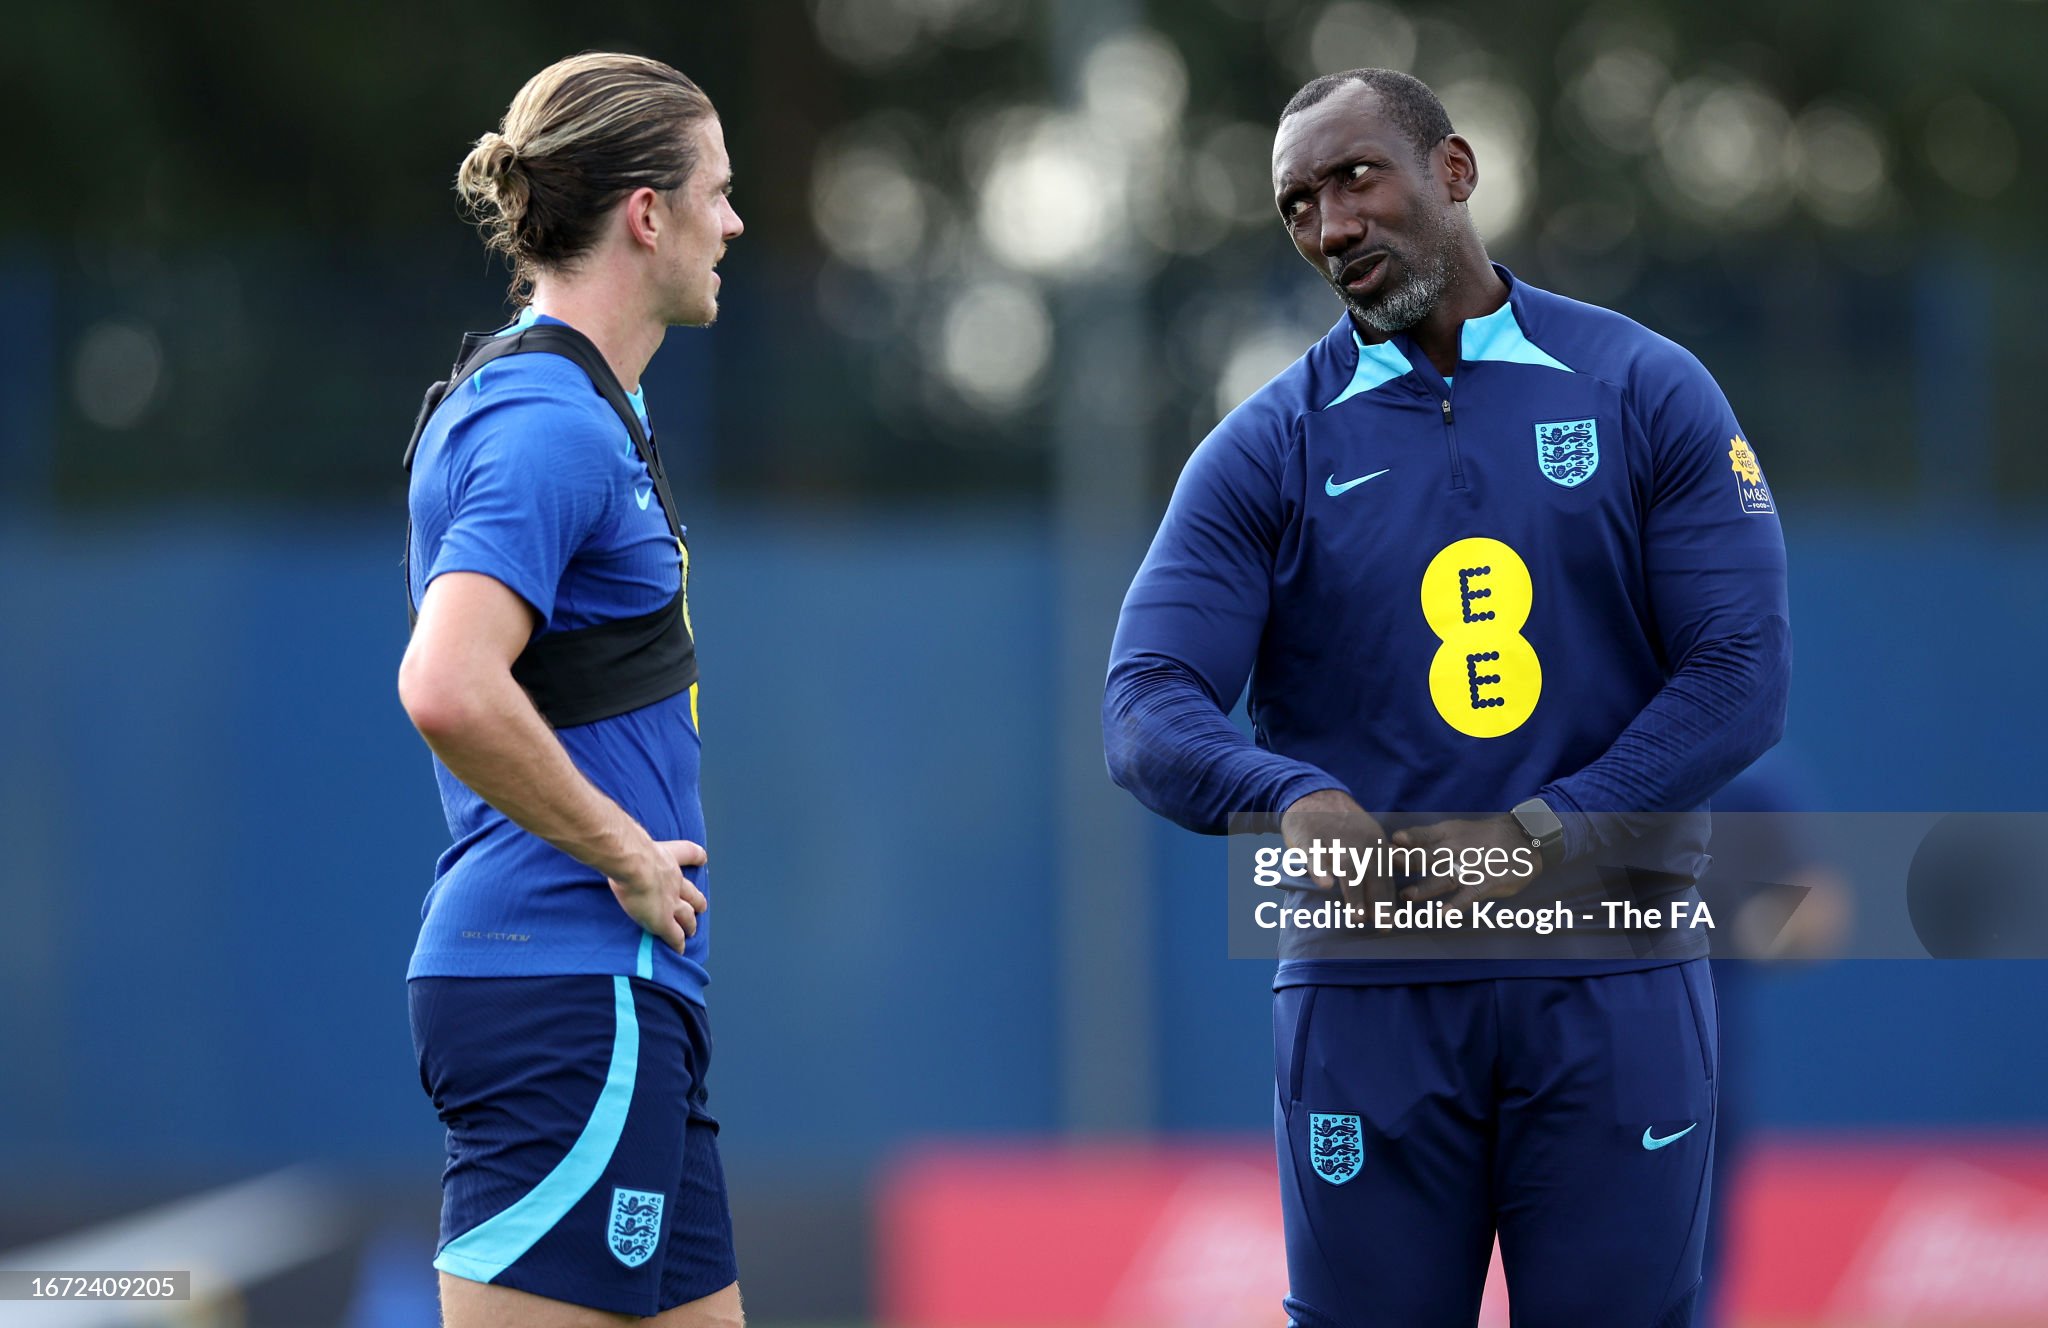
(1459, 299, 1571, 372)
(1327, 335, 1414, 409)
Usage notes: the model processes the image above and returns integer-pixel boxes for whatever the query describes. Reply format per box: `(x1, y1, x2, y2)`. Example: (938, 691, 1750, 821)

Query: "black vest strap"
(403, 323, 698, 729)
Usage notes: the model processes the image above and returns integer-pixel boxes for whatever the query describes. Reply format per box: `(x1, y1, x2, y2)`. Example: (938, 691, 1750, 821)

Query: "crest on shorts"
(607, 1187, 665, 1268)
(1309, 1113, 1364, 1185)
(1535, 418, 1599, 488)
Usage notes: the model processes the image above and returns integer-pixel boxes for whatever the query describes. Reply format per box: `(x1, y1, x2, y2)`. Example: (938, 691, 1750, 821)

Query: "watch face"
(1514, 800, 1562, 844)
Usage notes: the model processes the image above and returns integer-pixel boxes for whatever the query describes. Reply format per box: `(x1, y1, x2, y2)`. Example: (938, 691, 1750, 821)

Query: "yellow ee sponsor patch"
(1420, 537, 1541, 738)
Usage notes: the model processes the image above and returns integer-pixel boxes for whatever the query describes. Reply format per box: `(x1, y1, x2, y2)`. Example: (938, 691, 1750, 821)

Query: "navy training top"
(1105, 266, 1791, 985)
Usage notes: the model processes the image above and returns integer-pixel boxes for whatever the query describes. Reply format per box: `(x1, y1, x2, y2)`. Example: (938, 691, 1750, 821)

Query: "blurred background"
(2, 0, 2045, 1324)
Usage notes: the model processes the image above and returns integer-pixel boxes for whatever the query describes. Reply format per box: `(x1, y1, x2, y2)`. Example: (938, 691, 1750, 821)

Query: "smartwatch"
(1510, 797, 1565, 872)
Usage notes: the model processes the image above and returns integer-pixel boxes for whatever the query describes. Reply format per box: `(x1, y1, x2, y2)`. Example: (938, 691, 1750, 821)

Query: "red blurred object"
(1728, 1137, 2048, 1324)
(879, 1141, 1287, 1327)
(879, 1135, 2048, 1327)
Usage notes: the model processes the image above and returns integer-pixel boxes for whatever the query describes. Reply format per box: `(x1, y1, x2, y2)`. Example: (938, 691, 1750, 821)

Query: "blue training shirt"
(405, 310, 709, 1004)
(1105, 266, 1791, 985)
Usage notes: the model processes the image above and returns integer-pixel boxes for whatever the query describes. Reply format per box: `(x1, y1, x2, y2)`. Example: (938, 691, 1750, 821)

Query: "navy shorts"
(410, 975, 737, 1317)
(1275, 960, 1718, 1328)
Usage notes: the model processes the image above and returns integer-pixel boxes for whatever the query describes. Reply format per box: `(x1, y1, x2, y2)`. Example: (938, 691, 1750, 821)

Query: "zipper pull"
(1441, 398, 1454, 424)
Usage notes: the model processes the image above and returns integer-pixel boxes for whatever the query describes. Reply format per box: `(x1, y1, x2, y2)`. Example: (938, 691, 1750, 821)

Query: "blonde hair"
(456, 52, 715, 297)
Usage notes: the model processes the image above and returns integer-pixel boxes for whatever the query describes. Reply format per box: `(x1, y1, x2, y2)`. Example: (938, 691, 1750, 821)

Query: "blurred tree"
(2, 0, 2041, 504)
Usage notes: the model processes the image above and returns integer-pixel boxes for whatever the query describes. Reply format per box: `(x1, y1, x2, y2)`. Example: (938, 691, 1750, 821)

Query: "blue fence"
(0, 504, 2043, 1189)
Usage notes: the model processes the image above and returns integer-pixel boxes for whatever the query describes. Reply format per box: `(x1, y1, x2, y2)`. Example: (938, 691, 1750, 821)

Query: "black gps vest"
(402, 323, 697, 729)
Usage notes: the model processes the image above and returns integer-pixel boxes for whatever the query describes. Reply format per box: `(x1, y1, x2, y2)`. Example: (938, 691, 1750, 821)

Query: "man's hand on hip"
(608, 838, 710, 953)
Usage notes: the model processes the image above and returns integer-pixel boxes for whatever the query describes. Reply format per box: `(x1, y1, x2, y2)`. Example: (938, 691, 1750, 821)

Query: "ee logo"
(1420, 537, 1540, 738)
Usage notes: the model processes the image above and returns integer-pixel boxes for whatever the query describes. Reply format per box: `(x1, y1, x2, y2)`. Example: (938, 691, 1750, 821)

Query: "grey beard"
(1345, 212, 1461, 334)
(1353, 262, 1445, 333)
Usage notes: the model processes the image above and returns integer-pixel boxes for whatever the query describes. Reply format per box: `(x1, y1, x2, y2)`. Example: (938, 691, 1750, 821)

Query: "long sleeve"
(1103, 407, 1344, 834)
(1536, 341, 1792, 861)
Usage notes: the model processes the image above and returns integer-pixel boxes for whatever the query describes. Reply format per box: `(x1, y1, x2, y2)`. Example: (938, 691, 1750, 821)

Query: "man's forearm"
(407, 667, 648, 876)
(1103, 655, 1344, 835)
(1536, 615, 1792, 862)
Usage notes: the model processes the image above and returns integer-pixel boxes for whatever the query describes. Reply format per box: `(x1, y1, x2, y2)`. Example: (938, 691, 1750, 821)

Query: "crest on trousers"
(1309, 1113, 1364, 1185)
(1535, 418, 1599, 487)
(607, 1187, 665, 1268)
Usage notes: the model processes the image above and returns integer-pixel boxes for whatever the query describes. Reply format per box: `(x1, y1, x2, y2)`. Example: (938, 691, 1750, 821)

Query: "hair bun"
(478, 131, 520, 180)
(456, 131, 529, 222)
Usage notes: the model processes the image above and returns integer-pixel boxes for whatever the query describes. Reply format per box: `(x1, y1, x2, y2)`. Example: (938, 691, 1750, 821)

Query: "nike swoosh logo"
(1642, 1123, 1697, 1150)
(635, 483, 654, 511)
(1325, 469, 1390, 496)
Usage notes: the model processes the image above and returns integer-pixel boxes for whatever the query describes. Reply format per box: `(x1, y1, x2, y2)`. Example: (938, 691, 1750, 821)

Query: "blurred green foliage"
(8, 1, 2037, 248)
(3, 0, 2042, 505)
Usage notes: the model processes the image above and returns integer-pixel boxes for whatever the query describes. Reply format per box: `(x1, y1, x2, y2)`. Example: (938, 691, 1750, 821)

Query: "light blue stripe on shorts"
(433, 975, 640, 1284)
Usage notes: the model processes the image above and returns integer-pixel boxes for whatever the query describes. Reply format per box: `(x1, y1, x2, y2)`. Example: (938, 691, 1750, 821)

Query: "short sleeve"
(424, 392, 616, 626)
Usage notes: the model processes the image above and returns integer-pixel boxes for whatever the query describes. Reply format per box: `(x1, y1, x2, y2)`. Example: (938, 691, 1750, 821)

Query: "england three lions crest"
(1309, 1112, 1364, 1185)
(1535, 418, 1599, 488)
(607, 1187, 665, 1268)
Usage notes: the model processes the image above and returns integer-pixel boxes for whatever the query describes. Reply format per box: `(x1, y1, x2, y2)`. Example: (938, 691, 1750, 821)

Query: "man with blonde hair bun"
(399, 50, 745, 1327)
